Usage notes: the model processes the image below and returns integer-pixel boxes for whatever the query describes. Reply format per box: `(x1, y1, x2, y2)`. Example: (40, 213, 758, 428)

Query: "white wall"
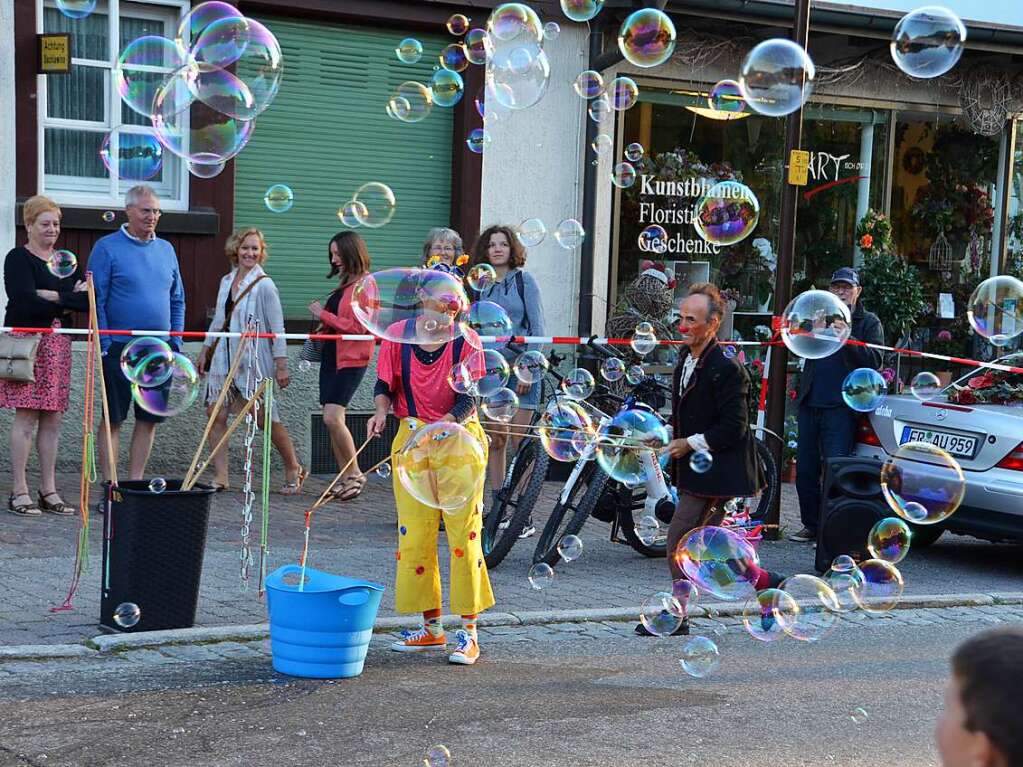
(478, 24, 589, 340)
(0, 0, 14, 321)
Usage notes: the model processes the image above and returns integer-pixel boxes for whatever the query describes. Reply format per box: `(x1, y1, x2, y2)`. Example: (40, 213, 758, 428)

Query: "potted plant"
(782, 414, 798, 483)
(857, 211, 927, 345)
(926, 329, 960, 386)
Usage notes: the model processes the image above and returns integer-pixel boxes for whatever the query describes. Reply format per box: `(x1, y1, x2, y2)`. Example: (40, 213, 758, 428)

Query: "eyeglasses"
(830, 284, 856, 293)
(131, 207, 162, 216)
(430, 245, 457, 254)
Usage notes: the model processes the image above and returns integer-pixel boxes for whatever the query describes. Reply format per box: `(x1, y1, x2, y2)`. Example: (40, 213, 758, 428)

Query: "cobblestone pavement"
(1, 472, 1021, 647)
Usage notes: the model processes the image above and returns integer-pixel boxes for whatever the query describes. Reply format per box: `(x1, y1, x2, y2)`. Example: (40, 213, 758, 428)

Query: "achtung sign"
(38, 34, 71, 74)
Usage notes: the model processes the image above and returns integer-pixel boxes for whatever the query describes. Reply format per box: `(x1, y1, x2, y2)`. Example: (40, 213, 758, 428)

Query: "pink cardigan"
(318, 281, 374, 369)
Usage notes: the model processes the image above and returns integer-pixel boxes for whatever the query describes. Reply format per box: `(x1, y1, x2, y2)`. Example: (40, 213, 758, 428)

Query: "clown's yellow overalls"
(391, 416, 495, 615)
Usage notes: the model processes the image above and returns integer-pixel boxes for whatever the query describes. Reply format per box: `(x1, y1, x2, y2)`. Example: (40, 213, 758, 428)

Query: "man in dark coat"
(789, 267, 885, 543)
(636, 283, 780, 636)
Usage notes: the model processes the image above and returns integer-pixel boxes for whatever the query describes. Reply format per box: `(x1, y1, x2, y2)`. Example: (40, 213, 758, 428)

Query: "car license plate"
(900, 426, 977, 458)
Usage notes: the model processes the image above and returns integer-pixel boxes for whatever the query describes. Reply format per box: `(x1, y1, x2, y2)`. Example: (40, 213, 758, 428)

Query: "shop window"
(38, 0, 189, 210)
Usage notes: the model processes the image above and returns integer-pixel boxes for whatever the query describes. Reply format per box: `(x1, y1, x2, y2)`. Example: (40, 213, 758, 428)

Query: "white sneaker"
(390, 626, 447, 652)
(448, 629, 480, 665)
(518, 521, 536, 539)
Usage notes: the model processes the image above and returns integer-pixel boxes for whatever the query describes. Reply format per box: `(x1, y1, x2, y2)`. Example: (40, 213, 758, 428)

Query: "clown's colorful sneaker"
(390, 626, 447, 652)
(448, 629, 480, 665)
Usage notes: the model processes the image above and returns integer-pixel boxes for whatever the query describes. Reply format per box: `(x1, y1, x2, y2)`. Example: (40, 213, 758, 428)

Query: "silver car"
(853, 354, 1023, 546)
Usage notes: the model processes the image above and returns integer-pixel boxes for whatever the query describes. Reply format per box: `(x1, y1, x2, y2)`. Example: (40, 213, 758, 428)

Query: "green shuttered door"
(234, 17, 454, 317)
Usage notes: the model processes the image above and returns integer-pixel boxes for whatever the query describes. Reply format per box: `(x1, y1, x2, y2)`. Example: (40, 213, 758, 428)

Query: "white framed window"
(37, 0, 190, 211)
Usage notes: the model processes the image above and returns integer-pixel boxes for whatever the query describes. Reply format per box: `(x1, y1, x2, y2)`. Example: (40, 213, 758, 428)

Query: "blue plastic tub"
(265, 564, 385, 679)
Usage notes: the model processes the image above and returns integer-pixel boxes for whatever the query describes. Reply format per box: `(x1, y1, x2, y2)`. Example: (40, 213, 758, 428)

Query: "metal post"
(764, 0, 812, 538)
(0, 0, 15, 321)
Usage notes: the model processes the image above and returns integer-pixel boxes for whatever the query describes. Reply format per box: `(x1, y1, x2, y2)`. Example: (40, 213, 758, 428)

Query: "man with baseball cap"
(789, 267, 884, 544)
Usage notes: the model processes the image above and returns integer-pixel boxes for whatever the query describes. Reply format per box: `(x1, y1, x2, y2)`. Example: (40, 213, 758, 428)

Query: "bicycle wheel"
(747, 438, 779, 522)
(532, 463, 608, 567)
(482, 437, 550, 569)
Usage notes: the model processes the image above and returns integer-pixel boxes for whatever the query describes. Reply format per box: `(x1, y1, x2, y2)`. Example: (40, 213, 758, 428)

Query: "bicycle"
(531, 339, 780, 568)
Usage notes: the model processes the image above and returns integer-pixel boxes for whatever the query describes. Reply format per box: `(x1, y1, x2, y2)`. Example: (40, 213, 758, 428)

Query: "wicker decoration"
(960, 66, 1015, 137)
(928, 232, 953, 271)
(624, 273, 675, 319)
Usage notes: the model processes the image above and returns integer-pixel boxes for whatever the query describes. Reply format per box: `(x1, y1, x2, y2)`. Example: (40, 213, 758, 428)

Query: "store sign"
(802, 150, 868, 200)
(636, 175, 722, 256)
(38, 34, 71, 74)
(788, 150, 810, 186)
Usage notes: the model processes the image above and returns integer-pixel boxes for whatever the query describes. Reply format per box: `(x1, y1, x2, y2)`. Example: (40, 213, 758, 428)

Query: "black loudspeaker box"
(814, 457, 889, 574)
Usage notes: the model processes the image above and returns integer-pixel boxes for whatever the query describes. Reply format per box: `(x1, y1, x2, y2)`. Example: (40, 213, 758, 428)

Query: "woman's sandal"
(8, 493, 41, 517)
(332, 474, 367, 502)
(38, 492, 76, 516)
(280, 467, 308, 496)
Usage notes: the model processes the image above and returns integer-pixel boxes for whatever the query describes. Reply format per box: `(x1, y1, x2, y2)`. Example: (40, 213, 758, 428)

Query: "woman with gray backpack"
(469, 224, 546, 538)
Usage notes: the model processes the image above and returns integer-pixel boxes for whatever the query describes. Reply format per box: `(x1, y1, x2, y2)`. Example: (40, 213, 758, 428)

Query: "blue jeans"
(795, 404, 856, 533)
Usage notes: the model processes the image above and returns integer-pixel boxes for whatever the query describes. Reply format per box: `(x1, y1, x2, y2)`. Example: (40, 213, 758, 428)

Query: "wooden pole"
(309, 436, 374, 511)
(183, 379, 269, 491)
(182, 332, 252, 487)
(764, 0, 812, 539)
(87, 275, 117, 488)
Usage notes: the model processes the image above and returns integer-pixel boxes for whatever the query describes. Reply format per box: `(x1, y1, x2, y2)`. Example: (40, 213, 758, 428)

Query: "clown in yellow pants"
(391, 416, 495, 616)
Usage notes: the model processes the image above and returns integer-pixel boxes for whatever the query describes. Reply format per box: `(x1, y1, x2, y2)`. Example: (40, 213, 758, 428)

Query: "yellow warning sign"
(38, 34, 71, 74)
(788, 149, 810, 186)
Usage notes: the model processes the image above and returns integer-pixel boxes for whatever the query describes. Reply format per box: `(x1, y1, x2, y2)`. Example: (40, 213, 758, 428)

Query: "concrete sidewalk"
(2, 472, 1022, 650)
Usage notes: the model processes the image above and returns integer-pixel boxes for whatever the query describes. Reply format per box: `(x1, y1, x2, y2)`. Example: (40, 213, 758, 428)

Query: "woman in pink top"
(308, 232, 374, 501)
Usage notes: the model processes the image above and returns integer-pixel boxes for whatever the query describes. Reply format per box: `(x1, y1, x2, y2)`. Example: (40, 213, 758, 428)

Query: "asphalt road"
(2, 606, 1012, 767)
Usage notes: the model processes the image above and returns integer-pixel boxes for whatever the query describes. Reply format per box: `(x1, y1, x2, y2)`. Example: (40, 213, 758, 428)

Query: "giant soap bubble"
(880, 441, 965, 525)
(967, 276, 1023, 346)
(115, 36, 187, 121)
(781, 290, 852, 360)
(693, 181, 760, 246)
(352, 268, 470, 345)
(739, 38, 815, 117)
(395, 421, 487, 512)
(152, 90, 254, 166)
(890, 6, 966, 79)
(675, 526, 760, 601)
(192, 16, 283, 117)
(595, 408, 669, 487)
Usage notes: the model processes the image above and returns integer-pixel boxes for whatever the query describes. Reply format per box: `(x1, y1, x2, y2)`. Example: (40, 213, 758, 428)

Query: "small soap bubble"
(968, 276, 1023, 345)
(528, 562, 554, 590)
(464, 29, 489, 65)
(573, 70, 605, 99)
(635, 515, 660, 546)
(554, 218, 585, 249)
(102, 210, 116, 223)
(609, 77, 639, 111)
(708, 79, 746, 114)
(881, 441, 965, 525)
(689, 451, 713, 473)
(639, 591, 685, 636)
(780, 290, 852, 360)
(591, 133, 613, 156)
(375, 462, 392, 479)
(396, 38, 423, 64)
(466, 128, 491, 154)
(561, 0, 604, 23)
(47, 250, 78, 279)
(56, 0, 96, 19)
(517, 218, 547, 247)
(694, 181, 760, 246)
(298, 359, 312, 373)
(113, 602, 141, 628)
(617, 8, 676, 68)
(611, 162, 636, 188)
(638, 224, 668, 253)
(466, 263, 498, 292)
(561, 368, 595, 401)
(624, 142, 644, 162)
(439, 43, 469, 74)
(910, 371, 941, 400)
(557, 534, 583, 562)
(679, 635, 720, 677)
(600, 356, 626, 382)
(513, 350, 549, 384)
(148, 477, 167, 494)
(626, 364, 645, 385)
(543, 21, 560, 40)
(424, 744, 451, 767)
(890, 7, 965, 79)
(739, 38, 815, 117)
(447, 13, 470, 36)
(841, 367, 888, 412)
(850, 707, 869, 725)
(263, 184, 294, 214)
(588, 95, 612, 122)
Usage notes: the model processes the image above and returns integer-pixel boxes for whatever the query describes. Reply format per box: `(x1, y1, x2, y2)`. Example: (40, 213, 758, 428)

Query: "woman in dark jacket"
(637, 283, 778, 635)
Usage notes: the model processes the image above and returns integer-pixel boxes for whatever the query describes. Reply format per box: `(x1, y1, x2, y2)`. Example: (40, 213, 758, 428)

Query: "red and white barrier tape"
(3, 326, 1022, 375)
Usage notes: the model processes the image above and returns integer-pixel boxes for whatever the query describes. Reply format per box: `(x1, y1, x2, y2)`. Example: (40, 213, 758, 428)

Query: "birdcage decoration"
(928, 232, 953, 271)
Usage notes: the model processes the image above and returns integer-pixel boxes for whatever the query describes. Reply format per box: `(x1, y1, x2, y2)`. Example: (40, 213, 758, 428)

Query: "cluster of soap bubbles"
(119, 337, 199, 418)
(337, 182, 397, 229)
(515, 217, 586, 250)
(109, 2, 285, 179)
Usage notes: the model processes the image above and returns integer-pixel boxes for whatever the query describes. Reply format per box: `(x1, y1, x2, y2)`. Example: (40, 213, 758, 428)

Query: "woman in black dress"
(0, 196, 88, 516)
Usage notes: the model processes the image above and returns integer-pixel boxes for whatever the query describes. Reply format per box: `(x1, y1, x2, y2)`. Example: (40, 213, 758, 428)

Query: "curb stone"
(0, 592, 1019, 661)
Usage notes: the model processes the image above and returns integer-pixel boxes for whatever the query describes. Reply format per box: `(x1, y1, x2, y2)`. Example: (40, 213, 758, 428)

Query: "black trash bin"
(99, 479, 216, 633)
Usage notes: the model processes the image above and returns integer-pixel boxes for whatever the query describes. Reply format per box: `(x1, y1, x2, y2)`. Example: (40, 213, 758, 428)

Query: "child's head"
(937, 627, 1023, 767)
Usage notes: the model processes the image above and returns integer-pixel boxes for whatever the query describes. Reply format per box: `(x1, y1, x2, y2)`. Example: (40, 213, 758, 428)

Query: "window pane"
(44, 128, 107, 178)
(44, 6, 108, 61)
(48, 64, 107, 122)
(120, 14, 167, 48)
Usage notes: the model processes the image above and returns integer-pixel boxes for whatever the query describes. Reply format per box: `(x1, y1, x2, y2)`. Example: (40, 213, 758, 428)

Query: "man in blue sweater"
(89, 185, 185, 482)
